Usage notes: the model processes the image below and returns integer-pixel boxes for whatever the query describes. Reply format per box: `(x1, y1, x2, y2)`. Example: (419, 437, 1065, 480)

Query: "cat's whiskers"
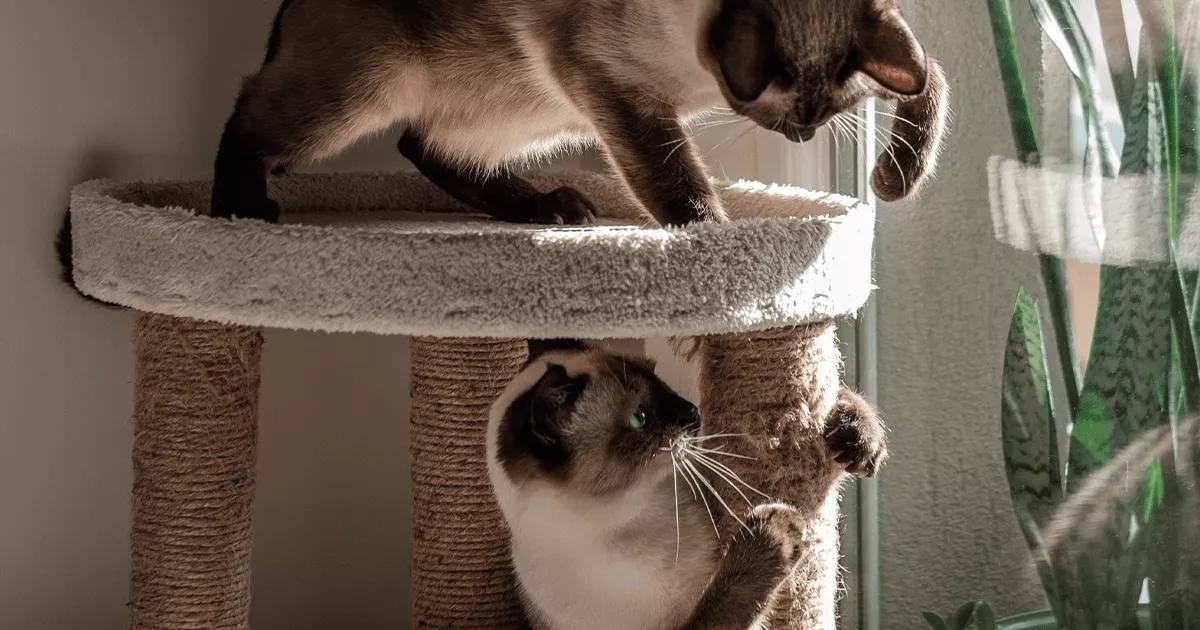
(687, 116, 747, 131)
(688, 452, 757, 508)
(874, 109, 919, 129)
(659, 114, 751, 165)
(686, 448, 771, 502)
(683, 432, 750, 443)
(836, 110, 913, 193)
(698, 120, 757, 160)
(688, 444, 757, 461)
(670, 455, 682, 564)
(842, 110, 920, 159)
(827, 124, 842, 154)
(678, 457, 702, 501)
(680, 456, 721, 539)
(681, 456, 749, 532)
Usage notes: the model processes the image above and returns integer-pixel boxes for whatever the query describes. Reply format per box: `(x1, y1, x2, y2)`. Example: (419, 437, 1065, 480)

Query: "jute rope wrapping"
(131, 313, 263, 630)
(410, 337, 528, 627)
(700, 322, 845, 630)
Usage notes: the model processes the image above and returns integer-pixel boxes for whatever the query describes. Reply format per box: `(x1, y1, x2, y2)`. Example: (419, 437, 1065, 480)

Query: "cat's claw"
(532, 186, 598, 226)
(824, 389, 888, 478)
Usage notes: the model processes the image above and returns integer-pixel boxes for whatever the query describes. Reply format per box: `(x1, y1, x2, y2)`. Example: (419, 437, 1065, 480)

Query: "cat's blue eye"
(627, 410, 647, 430)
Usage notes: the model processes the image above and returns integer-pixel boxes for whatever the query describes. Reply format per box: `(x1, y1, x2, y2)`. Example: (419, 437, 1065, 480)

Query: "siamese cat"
(487, 341, 886, 629)
(213, 0, 949, 224)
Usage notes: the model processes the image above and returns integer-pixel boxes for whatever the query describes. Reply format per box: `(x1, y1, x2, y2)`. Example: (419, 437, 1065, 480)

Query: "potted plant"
(925, 1, 1199, 628)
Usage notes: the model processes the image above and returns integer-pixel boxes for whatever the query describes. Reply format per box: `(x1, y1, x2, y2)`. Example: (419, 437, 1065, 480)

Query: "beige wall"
(0, 2, 412, 627)
(875, 1, 1049, 624)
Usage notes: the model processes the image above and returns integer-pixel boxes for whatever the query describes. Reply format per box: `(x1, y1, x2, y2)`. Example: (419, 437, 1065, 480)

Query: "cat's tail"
(56, 209, 120, 308)
(1043, 418, 1198, 556)
(871, 56, 951, 202)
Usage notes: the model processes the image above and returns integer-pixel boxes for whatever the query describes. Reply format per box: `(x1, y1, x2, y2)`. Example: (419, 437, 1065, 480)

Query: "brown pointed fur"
(210, 0, 950, 225)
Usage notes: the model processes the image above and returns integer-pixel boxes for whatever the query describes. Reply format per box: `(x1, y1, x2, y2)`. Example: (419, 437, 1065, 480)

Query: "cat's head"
(488, 341, 699, 500)
(704, 0, 949, 201)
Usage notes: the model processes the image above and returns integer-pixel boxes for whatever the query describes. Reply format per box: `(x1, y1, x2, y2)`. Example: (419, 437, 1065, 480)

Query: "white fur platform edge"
(70, 172, 875, 339)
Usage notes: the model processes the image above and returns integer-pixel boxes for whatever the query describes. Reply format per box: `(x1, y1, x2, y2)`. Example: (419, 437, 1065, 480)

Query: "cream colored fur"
(487, 352, 717, 630)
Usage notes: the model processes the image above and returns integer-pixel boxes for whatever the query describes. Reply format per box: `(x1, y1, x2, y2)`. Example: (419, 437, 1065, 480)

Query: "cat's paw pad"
(824, 389, 888, 478)
(747, 503, 805, 564)
(532, 187, 598, 226)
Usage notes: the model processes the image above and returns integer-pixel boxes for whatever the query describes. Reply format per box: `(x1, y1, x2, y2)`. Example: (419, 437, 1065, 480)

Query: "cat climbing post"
(410, 337, 528, 625)
(68, 171, 875, 629)
(701, 323, 846, 628)
(131, 314, 262, 629)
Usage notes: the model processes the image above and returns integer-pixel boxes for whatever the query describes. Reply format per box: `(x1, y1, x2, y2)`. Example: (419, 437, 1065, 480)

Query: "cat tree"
(68, 172, 875, 629)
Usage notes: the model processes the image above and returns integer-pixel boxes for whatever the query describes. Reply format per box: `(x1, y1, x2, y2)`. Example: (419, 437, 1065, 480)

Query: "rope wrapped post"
(700, 322, 845, 630)
(409, 337, 528, 627)
(131, 313, 263, 630)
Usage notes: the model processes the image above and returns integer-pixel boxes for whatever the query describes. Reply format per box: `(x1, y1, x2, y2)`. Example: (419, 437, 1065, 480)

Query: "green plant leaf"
(1027, 0, 1120, 175)
(1026, 0, 1118, 275)
(1143, 459, 1166, 522)
(1012, 504, 1071, 624)
(987, 0, 1082, 421)
(923, 611, 950, 630)
(973, 601, 998, 630)
(1074, 266, 1174, 483)
(953, 601, 977, 629)
(1002, 289, 1071, 622)
(987, 0, 1040, 162)
(1002, 288, 1063, 528)
(1096, 0, 1135, 122)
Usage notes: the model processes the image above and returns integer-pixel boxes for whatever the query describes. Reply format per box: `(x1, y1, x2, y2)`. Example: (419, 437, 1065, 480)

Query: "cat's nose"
(682, 405, 701, 425)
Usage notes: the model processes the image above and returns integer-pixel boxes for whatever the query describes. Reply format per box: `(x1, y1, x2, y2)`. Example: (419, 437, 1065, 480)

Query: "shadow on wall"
(3, 1, 415, 628)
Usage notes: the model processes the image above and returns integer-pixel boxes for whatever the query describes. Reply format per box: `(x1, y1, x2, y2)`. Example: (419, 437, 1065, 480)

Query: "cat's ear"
(710, 0, 779, 102)
(858, 10, 928, 96)
(527, 364, 587, 449)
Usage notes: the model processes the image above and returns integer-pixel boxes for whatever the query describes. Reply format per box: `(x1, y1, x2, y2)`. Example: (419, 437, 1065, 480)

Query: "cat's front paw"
(532, 187, 598, 226)
(746, 503, 805, 566)
(824, 388, 888, 478)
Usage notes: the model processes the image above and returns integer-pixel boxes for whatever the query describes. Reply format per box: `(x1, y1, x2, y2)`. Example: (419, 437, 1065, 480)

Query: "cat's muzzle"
(785, 125, 817, 142)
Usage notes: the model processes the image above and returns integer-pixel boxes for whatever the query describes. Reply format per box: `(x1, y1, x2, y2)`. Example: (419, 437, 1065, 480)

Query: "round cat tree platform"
(69, 172, 875, 629)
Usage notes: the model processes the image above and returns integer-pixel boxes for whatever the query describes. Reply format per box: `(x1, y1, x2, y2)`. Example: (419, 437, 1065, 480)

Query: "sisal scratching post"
(701, 322, 845, 630)
(409, 337, 528, 627)
(70, 172, 874, 626)
(131, 313, 263, 630)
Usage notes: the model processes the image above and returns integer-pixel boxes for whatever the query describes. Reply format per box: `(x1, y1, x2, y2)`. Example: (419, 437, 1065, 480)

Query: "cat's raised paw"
(532, 187, 598, 226)
(746, 503, 805, 565)
(824, 389, 888, 478)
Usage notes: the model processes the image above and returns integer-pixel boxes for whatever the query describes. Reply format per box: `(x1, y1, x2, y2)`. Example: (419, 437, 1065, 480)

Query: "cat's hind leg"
(212, 87, 282, 221)
(398, 131, 597, 225)
(212, 62, 402, 221)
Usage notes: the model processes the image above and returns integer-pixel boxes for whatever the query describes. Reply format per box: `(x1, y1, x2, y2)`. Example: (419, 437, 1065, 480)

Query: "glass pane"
(860, 1, 1200, 628)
